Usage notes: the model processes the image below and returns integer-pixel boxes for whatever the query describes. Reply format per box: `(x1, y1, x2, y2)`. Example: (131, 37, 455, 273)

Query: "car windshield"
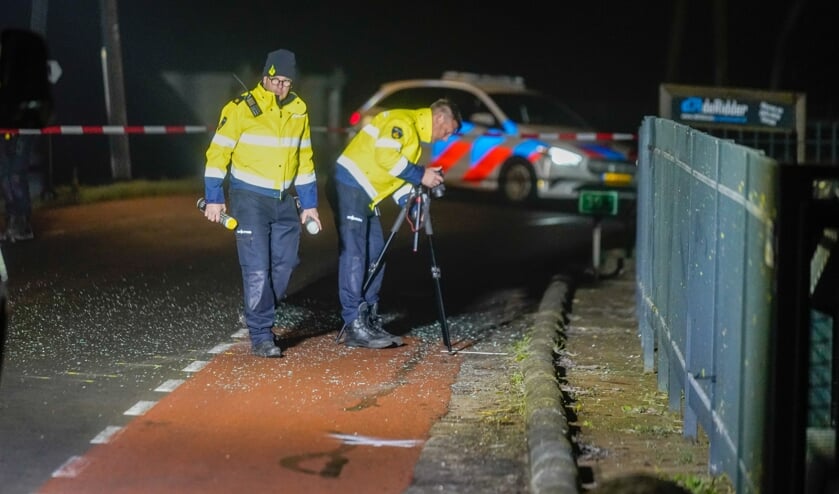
(489, 92, 591, 129)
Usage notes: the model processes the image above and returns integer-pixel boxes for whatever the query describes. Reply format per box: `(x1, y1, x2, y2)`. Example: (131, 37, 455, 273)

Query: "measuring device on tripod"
(361, 183, 454, 353)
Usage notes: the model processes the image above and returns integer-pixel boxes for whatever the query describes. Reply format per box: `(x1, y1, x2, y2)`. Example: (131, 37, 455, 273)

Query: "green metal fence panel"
(636, 119, 655, 372)
(637, 116, 778, 492)
(740, 151, 777, 493)
(682, 130, 720, 446)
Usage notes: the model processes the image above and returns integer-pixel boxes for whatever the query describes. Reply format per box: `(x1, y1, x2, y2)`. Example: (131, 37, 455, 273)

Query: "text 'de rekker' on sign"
(658, 83, 805, 133)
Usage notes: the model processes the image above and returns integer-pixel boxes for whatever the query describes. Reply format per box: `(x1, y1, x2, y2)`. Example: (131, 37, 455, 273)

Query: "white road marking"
(155, 379, 185, 392)
(209, 342, 235, 354)
(91, 425, 123, 444)
(445, 350, 509, 355)
(528, 216, 586, 227)
(124, 400, 157, 416)
(182, 360, 209, 372)
(329, 432, 423, 448)
(52, 455, 89, 478)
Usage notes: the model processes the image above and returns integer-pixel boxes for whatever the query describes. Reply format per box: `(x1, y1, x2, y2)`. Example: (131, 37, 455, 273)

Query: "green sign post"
(578, 190, 620, 282)
(578, 190, 619, 216)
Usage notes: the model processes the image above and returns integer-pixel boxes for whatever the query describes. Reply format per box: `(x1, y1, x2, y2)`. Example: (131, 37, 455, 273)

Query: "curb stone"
(524, 275, 578, 494)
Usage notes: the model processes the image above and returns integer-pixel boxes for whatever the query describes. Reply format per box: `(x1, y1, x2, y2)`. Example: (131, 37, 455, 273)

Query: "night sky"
(1, 0, 834, 181)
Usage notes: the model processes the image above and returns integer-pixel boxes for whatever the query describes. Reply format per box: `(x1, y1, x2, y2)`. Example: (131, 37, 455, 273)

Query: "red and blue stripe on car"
(431, 119, 629, 183)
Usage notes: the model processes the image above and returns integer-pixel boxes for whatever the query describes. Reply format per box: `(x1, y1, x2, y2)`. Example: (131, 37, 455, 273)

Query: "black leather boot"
(252, 340, 282, 358)
(1, 215, 33, 242)
(368, 303, 403, 346)
(341, 303, 397, 349)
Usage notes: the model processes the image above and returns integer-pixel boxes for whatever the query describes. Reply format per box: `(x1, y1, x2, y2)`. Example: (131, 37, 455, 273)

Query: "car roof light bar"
(441, 71, 525, 89)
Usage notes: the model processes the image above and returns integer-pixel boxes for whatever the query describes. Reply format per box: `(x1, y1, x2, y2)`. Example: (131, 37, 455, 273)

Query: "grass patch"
(37, 178, 203, 209)
(480, 337, 529, 427)
(670, 472, 735, 494)
(511, 334, 530, 362)
(627, 423, 682, 436)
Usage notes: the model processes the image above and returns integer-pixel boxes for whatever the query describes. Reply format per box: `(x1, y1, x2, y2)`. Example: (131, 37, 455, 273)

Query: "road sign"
(578, 190, 619, 216)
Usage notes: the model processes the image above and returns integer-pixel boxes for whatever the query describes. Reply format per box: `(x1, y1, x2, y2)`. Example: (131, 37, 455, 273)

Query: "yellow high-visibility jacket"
(203, 82, 317, 208)
(336, 108, 431, 208)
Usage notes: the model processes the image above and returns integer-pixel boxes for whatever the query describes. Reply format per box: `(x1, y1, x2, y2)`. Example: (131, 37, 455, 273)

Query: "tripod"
(361, 185, 453, 353)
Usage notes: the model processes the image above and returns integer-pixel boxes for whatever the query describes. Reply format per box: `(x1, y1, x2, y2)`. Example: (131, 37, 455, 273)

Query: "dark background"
(1, 0, 834, 184)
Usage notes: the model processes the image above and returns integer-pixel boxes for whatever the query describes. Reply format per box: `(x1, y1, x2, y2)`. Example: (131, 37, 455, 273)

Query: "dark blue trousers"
(0, 135, 33, 217)
(230, 189, 300, 346)
(335, 181, 384, 325)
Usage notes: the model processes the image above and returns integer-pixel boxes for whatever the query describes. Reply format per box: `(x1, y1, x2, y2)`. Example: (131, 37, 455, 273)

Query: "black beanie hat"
(263, 49, 297, 80)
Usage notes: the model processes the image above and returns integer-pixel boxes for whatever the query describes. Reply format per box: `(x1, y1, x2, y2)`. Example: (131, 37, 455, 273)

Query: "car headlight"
(548, 146, 583, 166)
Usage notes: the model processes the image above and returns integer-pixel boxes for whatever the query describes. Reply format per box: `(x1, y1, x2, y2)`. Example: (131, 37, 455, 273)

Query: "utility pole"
(666, 0, 728, 86)
(29, 0, 58, 199)
(99, 0, 131, 180)
(30, 0, 48, 35)
(770, 0, 806, 89)
(664, 0, 686, 83)
(713, 0, 728, 86)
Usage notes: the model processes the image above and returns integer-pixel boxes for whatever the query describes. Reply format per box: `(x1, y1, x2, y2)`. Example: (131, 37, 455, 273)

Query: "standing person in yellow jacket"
(332, 99, 461, 348)
(202, 48, 321, 358)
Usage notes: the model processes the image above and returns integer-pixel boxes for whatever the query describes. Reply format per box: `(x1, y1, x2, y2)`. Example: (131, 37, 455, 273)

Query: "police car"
(348, 72, 637, 209)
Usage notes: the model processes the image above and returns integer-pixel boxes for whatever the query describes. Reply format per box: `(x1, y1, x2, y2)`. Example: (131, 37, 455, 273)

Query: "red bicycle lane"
(37, 332, 462, 494)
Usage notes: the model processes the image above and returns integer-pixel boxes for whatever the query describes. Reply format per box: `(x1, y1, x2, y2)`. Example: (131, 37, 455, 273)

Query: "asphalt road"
(0, 189, 631, 493)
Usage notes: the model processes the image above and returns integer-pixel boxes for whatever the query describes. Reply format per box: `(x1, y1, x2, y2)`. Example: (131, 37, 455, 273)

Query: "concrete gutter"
(522, 275, 578, 494)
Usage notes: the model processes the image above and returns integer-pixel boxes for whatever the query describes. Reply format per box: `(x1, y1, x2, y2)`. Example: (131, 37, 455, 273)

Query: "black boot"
(1, 215, 33, 242)
(368, 303, 403, 346)
(252, 340, 282, 358)
(341, 303, 397, 349)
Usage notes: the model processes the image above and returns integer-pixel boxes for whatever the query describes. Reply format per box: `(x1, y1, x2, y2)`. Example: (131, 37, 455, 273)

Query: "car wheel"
(499, 159, 536, 205)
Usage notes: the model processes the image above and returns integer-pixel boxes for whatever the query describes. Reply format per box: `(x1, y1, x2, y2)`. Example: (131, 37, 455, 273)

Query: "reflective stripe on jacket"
(203, 82, 317, 208)
(336, 108, 431, 209)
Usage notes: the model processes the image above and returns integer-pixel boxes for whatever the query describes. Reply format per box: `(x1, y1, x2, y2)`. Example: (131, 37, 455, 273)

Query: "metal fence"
(707, 120, 839, 165)
(636, 116, 839, 493)
(636, 116, 777, 492)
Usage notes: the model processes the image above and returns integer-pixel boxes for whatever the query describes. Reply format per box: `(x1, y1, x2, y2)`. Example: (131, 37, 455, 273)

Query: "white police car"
(348, 72, 637, 208)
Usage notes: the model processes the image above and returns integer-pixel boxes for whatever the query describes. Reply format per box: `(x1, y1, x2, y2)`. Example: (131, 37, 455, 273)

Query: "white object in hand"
(304, 218, 320, 235)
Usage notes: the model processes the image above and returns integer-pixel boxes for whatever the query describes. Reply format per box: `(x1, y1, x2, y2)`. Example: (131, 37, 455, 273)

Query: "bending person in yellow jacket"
(333, 99, 461, 348)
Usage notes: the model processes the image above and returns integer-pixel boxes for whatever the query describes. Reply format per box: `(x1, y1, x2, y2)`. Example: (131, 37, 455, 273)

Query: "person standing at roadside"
(202, 48, 321, 358)
(332, 98, 461, 349)
(1, 27, 52, 244)
(0, 133, 34, 242)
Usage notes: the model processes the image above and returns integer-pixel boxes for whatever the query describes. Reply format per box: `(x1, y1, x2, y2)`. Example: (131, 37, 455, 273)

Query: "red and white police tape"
(0, 125, 210, 135)
(0, 125, 353, 135)
(519, 132, 636, 141)
(0, 125, 636, 141)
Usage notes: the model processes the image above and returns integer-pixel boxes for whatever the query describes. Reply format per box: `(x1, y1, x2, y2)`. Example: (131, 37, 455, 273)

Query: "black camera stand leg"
(362, 204, 408, 295)
(422, 212, 453, 353)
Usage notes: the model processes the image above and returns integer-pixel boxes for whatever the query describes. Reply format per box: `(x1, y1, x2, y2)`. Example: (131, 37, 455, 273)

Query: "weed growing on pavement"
(677, 450, 695, 465)
(510, 369, 523, 389)
(511, 334, 530, 362)
(670, 472, 735, 494)
(628, 423, 681, 436)
(480, 341, 527, 427)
